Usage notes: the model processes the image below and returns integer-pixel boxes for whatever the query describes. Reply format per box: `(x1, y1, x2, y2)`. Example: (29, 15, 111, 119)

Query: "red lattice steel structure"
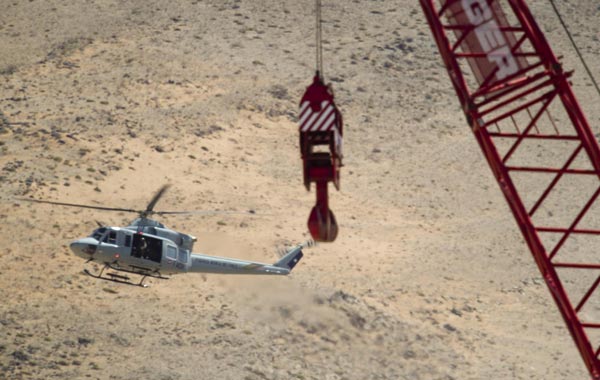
(421, 0, 600, 378)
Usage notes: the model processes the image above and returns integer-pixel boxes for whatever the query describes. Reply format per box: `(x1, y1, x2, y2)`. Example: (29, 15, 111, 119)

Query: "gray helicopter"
(20, 185, 307, 287)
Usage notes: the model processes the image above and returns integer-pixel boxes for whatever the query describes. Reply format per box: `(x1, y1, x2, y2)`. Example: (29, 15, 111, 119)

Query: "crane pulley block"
(298, 74, 343, 242)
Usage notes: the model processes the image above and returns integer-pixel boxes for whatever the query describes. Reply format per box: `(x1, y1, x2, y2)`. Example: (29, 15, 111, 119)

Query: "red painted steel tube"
(554, 263, 600, 270)
(548, 186, 600, 260)
(576, 275, 600, 313)
(537, 227, 600, 235)
(506, 166, 595, 175)
(488, 132, 580, 140)
(478, 79, 554, 117)
(484, 91, 554, 129)
(528, 144, 584, 216)
(474, 68, 550, 106)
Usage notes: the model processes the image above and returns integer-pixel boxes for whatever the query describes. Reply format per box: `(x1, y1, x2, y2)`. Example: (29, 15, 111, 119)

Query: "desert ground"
(2, 1, 600, 379)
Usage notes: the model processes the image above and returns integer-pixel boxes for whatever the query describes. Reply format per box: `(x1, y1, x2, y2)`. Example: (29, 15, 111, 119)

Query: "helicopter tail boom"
(188, 242, 307, 275)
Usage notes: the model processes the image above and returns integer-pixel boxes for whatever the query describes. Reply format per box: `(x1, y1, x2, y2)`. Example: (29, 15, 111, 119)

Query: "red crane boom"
(420, 0, 600, 378)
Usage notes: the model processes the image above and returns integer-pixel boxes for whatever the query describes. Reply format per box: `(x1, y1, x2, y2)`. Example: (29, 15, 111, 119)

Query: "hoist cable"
(315, 0, 323, 79)
(549, 0, 600, 99)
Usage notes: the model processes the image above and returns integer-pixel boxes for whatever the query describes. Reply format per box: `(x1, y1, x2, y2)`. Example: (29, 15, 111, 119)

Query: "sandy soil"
(2, 1, 600, 379)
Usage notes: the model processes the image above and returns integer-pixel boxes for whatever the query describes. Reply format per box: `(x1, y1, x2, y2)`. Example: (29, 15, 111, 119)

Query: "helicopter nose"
(69, 238, 98, 258)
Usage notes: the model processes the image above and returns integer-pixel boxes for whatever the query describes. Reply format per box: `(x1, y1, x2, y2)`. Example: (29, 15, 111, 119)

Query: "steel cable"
(316, 0, 323, 79)
(549, 0, 600, 99)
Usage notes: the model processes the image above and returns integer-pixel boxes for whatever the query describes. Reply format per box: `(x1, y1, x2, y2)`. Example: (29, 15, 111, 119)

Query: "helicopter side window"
(178, 250, 188, 264)
(124, 235, 131, 248)
(103, 231, 117, 245)
(167, 246, 177, 260)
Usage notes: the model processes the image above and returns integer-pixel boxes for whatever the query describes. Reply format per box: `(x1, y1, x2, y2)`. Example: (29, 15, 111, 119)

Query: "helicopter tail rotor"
(276, 246, 287, 259)
(302, 238, 316, 249)
(276, 239, 314, 258)
(274, 240, 314, 271)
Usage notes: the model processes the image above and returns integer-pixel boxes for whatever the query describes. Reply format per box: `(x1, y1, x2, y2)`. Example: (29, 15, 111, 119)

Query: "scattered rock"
(2, 160, 24, 172)
(268, 85, 289, 100)
(11, 350, 29, 362)
(77, 337, 94, 346)
(0, 64, 17, 76)
(194, 125, 224, 138)
(403, 350, 417, 359)
(46, 37, 92, 61)
(109, 333, 130, 347)
(443, 324, 457, 332)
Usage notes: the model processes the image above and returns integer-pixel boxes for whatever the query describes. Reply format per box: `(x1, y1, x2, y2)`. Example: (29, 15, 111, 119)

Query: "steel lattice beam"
(420, 0, 600, 378)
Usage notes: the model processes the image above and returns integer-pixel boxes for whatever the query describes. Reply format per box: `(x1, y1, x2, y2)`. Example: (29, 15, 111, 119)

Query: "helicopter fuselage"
(70, 226, 191, 275)
(69, 223, 303, 279)
(21, 185, 305, 286)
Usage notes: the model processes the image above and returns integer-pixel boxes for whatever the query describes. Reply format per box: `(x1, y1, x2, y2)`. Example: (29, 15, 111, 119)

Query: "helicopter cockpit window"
(91, 228, 107, 241)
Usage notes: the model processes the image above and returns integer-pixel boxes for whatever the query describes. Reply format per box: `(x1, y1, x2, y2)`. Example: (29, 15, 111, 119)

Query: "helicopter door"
(131, 234, 162, 263)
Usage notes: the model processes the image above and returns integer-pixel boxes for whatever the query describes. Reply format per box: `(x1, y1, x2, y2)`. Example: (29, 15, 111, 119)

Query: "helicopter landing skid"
(84, 264, 169, 288)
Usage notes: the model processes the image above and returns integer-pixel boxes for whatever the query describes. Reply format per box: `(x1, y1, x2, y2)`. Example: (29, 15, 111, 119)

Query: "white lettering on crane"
(461, 0, 519, 80)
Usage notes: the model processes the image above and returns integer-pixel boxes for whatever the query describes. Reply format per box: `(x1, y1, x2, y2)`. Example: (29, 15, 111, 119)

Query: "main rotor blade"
(154, 210, 259, 216)
(146, 184, 171, 214)
(17, 198, 140, 214)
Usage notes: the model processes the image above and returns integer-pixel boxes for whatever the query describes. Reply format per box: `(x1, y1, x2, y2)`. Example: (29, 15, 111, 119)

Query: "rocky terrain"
(2, 1, 600, 379)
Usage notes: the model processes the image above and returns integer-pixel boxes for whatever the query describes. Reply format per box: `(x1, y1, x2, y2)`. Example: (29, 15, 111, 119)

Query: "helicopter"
(19, 185, 308, 287)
